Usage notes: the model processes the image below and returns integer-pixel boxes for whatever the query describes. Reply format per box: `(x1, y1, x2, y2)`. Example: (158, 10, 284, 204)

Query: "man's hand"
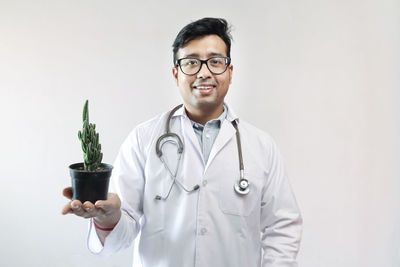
(61, 187, 122, 229)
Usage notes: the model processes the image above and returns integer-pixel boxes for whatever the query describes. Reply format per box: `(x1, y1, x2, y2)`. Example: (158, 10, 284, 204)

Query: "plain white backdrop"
(0, 0, 399, 266)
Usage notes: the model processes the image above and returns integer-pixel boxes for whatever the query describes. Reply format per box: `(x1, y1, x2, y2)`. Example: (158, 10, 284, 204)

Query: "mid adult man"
(62, 17, 302, 267)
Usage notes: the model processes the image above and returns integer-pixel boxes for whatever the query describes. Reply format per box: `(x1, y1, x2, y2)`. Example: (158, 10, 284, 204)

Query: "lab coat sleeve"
(87, 127, 145, 257)
(260, 141, 303, 267)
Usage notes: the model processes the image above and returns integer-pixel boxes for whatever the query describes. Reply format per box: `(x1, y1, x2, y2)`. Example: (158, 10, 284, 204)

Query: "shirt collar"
(191, 105, 227, 129)
(171, 102, 239, 123)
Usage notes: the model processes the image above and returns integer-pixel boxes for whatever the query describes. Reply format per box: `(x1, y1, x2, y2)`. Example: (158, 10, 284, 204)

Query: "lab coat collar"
(225, 104, 239, 123)
(205, 113, 237, 171)
(170, 103, 240, 170)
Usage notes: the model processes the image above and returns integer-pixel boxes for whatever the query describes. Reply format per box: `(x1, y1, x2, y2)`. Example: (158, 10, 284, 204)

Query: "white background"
(0, 0, 399, 266)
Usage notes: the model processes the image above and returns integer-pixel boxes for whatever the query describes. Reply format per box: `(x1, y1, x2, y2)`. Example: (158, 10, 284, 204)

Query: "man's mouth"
(193, 84, 217, 91)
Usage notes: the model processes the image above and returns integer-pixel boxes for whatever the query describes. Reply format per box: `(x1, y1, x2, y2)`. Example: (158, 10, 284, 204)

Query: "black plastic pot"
(69, 163, 113, 203)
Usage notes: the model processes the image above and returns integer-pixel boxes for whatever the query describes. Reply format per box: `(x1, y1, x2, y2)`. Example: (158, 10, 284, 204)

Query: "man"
(62, 17, 302, 267)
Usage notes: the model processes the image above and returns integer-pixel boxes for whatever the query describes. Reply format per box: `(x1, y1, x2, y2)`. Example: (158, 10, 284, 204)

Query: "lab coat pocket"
(218, 175, 259, 216)
(143, 168, 168, 234)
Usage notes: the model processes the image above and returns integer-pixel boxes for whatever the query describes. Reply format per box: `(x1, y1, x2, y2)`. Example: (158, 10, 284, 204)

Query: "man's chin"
(192, 100, 222, 111)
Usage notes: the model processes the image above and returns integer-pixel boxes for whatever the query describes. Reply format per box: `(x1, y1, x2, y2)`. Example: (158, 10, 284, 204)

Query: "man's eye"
(210, 59, 223, 65)
(188, 60, 198, 65)
(181, 60, 198, 67)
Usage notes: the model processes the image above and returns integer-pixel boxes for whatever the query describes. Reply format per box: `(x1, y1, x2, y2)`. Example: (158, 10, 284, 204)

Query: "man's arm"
(260, 142, 303, 267)
(61, 127, 145, 255)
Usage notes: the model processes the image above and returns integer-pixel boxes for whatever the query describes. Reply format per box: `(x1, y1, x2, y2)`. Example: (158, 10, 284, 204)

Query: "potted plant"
(69, 100, 113, 203)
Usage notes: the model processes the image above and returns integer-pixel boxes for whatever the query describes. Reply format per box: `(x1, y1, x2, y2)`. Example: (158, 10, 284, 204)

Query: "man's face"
(172, 34, 233, 114)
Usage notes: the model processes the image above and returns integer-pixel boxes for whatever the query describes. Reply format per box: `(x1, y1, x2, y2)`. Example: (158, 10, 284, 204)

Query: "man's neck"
(185, 104, 224, 126)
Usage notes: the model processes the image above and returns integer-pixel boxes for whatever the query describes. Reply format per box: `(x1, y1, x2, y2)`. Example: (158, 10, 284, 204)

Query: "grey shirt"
(190, 106, 227, 164)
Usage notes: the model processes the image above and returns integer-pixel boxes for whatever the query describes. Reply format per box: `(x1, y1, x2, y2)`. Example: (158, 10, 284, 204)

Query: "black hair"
(172, 17, 232, 65)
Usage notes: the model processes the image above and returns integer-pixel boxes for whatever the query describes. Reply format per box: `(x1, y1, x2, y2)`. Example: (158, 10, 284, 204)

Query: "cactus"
(78, 100, 103, 171)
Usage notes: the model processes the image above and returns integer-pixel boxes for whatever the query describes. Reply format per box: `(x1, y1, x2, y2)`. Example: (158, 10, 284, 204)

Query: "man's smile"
(192, 82, 217, 95)
(193, 84, 216, 95)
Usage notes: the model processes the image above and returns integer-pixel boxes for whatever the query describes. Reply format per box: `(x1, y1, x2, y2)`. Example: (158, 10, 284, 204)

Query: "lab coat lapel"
(205, 119, 236, 172)
(171, 105, 204, 164)
(181, 116, 204, 165)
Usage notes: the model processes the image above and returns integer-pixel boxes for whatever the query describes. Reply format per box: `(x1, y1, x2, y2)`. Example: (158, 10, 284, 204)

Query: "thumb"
(62, 187, 73, 199)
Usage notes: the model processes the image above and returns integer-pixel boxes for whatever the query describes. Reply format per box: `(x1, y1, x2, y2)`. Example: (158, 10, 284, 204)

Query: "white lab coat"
(88, 104, 302, 267)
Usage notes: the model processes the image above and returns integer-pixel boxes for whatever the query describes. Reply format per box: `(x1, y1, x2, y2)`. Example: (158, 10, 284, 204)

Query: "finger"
(62, 187, 73, 199)
(81, 201, 98, 218)
(61, 199, 82, 215)
(70, 200, 86, 216)
(83, 202, 110, 219)
(61, 199, 98, 218)
(61, 202, 73, 215)
(95, 193, 120, 211)
(81, 201, 95, 211)
(71, 199, 82, 208)
(61, 200, 86, 216)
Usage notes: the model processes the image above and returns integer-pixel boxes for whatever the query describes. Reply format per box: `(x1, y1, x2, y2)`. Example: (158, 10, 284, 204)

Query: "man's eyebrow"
(207, 52, 224, 57)
(184, 53, 200, 58)
(183, 52, 225, 58)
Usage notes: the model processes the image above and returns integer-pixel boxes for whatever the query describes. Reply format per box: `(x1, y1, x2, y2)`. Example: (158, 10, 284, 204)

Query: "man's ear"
(229, 65, 233, 84)
(172, 67, 179, 86)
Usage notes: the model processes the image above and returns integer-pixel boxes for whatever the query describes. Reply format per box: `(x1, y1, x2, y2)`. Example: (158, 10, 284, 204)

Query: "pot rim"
(69, 162, 113, 173)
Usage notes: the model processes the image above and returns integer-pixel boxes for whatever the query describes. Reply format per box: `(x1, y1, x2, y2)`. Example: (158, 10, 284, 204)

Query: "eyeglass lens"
(179, 57, 229, 75)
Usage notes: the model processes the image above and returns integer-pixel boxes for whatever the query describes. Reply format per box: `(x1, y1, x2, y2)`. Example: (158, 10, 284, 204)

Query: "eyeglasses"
(175, 56, 231, 76)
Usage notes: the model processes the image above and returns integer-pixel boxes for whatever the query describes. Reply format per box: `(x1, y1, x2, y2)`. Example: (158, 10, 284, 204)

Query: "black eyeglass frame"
(174, 56, 231, 76)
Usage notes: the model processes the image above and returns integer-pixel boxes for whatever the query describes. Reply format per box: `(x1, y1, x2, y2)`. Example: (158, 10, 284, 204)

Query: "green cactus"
(78, 100, 103, 171)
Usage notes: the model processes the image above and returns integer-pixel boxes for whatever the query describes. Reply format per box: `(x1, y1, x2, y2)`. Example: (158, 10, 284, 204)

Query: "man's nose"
(197, 62, 212, 79)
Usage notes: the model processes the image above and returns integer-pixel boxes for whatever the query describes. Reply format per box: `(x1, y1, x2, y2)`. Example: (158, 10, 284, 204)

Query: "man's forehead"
(177, 35, 228, 58)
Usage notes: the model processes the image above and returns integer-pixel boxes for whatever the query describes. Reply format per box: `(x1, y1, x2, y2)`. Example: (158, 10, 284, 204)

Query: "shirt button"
(200, 228, 207, 235)
(202, 180, 208, 186)
(205, 134, 210, 138)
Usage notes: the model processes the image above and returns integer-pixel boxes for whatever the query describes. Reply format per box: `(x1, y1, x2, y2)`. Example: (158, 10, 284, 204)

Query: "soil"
(76, 166, 110, 172)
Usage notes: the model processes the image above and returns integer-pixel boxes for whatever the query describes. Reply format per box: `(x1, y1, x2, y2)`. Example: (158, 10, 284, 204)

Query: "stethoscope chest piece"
(234, 178, 250, 195)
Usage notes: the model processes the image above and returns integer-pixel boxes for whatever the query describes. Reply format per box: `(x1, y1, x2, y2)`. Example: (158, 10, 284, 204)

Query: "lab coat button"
(202, 180, 208, 186)
(205, 134, 210, 138)
(200, 228, 207, 235)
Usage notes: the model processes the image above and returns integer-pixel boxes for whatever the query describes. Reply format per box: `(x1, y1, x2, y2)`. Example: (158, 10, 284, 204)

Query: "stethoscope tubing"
(155, 104, 250, 200)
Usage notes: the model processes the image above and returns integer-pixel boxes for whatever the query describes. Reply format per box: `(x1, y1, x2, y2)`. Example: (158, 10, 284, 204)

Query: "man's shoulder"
(225, 104, 273, 141)
(136, 112, 167, 130)
(238, 119, 274, 142)
(128, 110, 169, 138)
(238, 119, 285, 159)
(119, 110, 170, 154)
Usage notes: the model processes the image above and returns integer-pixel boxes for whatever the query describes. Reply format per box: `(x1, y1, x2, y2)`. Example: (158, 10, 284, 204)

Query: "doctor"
(62, 17, 302, 267)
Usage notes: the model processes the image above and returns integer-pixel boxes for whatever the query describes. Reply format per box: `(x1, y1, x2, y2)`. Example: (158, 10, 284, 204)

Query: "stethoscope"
(155, 104, 249, 200)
